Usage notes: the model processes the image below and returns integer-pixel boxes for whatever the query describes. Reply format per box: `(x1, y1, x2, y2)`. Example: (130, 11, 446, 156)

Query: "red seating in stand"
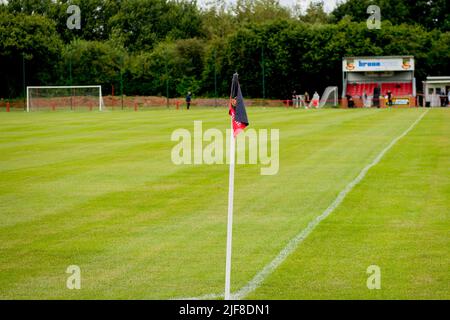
(346, 83, 377, 97)
(347, 82, 413, 97)
(381, 82, 412, 96)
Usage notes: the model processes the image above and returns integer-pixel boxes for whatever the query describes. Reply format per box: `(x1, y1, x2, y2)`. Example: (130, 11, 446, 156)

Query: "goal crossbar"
(27, 85, 102, 89)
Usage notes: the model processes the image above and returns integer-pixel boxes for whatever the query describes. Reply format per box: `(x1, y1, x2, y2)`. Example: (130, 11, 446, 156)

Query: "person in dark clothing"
(186, 92, 191, 110)
(373, 85, 380, 108)
(292, 90, 298, 108)
(387, 90, 393, 107)
(346, 94, 354, 108)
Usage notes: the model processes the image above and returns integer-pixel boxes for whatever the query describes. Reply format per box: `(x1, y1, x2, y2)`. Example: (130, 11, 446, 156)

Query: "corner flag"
(229, 73, 249, 137)
(225, 73, 249, 300)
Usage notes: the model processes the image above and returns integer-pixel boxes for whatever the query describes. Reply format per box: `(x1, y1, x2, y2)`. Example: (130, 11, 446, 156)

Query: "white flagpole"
(225, 119, 235, 300)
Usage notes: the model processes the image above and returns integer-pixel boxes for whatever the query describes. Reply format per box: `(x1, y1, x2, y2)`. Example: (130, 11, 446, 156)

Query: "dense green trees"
(0, 11, 63, 97)
(125, 38, 205, 96)
(332, 0, 450, 32)
(108, 0, 203, 52)
(299, 1, 330, 24)
(61, 40, 125, 91)
(0, 0, 449, 99)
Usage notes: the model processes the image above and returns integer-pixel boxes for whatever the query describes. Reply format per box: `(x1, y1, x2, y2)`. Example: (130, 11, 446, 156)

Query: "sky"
(283, 0, 339, 12)
(0, 0, 340, 13)
(197, 0, 340, 13)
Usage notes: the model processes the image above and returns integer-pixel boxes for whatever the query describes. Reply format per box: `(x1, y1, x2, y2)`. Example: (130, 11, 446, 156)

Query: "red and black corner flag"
(225, 73, 249, 300)
(229, 73, 249, 137)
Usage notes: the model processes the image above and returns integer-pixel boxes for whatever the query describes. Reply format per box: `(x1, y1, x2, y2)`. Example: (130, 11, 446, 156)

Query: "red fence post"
(6, 101, 10, 112)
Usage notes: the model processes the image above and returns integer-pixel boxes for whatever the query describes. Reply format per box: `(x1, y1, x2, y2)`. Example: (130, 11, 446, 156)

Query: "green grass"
(0, 108, 448, 299)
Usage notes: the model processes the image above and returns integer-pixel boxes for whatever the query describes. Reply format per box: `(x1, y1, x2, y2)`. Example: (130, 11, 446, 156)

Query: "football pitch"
(0, 107, 448, 299)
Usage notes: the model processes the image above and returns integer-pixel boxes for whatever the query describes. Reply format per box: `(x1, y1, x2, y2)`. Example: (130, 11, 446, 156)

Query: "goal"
(27, 85, 105, 112)
(318, 86, 338, 108)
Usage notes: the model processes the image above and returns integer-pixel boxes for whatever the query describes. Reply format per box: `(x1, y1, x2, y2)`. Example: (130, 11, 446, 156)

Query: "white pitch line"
(172, 293, 224, 300)
(178, 109, 429, 301)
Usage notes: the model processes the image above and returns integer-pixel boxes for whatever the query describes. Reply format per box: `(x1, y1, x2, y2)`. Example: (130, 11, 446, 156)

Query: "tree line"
(0, 0, 449, 99)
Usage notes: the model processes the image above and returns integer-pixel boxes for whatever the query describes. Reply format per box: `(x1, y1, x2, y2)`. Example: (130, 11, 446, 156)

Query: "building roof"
(423, 76, 450, 84)
(426, 76, 450, 80)
(343, 56, 414, 60)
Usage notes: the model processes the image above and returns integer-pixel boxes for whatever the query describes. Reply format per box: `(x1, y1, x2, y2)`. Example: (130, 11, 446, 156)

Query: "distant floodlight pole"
(69, 50, 72, 86)
(214, 49, 218, 107)
(120, 54, 124, 110)
(22, 52, 26, 110)
(69, 48, 73, 110)
(261, 47, 266, 99)
(165, 59, 169, 108)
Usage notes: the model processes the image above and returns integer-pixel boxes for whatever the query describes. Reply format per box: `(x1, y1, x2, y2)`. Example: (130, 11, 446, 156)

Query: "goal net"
(27, 86, 104, 112)
(318, 86, 338, 108)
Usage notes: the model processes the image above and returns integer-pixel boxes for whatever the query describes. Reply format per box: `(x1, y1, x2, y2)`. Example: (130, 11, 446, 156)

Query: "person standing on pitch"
(363, 90, 369, 108)
(186, 92, 192, 110)
(310, 91, 320, 108)
(387, 90, 393, 107)
(373, 85, 380, 108)
(292, 90, 299, 108)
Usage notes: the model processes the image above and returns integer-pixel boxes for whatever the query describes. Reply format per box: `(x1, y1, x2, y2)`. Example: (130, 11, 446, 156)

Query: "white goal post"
(27, 85, 105, 112)
(318, 86, 338, 108)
